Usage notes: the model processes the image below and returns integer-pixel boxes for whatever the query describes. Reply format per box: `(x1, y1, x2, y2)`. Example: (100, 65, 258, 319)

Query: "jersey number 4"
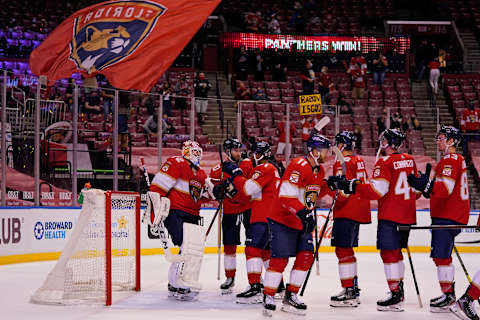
(394, 171, 412, 200)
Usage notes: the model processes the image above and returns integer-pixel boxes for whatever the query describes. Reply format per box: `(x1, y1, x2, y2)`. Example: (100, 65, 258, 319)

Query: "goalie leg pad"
(176, 223, 205, 290)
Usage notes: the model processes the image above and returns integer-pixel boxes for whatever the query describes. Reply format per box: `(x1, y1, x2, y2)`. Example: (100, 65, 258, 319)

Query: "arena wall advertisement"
(0, 207, 478, 265)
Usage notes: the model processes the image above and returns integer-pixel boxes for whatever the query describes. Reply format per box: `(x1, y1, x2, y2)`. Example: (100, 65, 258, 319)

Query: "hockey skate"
(330, 287, 360, 307)
(274, 279, 285, 300)
(236, 283, 263, 304)
(377, 290, 404, 312)
(430, 292, 456, 313)
(220, 277, 235, 295)
(281, 290, 307, 316)
(168, 284, 178, 298)
(263, 294, 276, 317)
(175, 288, 199, 302)
(450, 293, 480, 320)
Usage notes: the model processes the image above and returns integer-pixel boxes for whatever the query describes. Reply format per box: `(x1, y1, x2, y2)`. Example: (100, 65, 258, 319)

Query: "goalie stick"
(300, 146, 344, 296)
(314, 116, 331, 132)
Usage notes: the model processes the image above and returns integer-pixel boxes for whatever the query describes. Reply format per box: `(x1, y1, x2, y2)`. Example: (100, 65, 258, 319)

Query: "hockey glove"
(212, 184, 225, 201)
(222, 162, 243, 178)
(296, 208, 315, 233)
(407, 163, 433, 198)
(223, 177, 238, 198)
(337, 179, 359, 194)
(326, 175, 345, 191)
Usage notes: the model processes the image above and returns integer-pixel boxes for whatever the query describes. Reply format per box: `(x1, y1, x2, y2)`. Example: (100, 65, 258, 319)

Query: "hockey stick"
(300, 146, 345, 296)
(314, 207, 320, 275)
(453, 245, 473, 283)
(217, 144, 224, 280)
(314, 116, 331, 132)
(398, 225, 480, 231)
(406, 246, 423, 308)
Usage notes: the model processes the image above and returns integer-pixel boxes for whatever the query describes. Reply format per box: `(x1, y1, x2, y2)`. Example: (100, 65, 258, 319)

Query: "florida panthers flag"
(29, 0, 220, 92)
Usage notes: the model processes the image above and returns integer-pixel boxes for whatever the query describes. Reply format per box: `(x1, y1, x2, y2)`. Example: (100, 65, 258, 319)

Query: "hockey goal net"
(31, 189, 141, 305)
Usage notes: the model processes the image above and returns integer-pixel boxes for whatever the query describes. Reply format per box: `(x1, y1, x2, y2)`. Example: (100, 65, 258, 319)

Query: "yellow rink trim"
(2, 246, 480, 265)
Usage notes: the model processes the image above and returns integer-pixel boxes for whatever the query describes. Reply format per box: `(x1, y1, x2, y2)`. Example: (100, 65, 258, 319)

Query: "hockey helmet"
(252, 141, 271, 165)
(335, 131, 356, 151)
(223, 138, 242, 161)
(182, 140, 203, 166)
(436, 125, 462, 147)
(307, 133, 331, 166)
(379, 128, 405, 149)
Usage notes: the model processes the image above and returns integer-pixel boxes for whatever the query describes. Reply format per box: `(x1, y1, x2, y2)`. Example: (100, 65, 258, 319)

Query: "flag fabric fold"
(29, 0, 220, 92)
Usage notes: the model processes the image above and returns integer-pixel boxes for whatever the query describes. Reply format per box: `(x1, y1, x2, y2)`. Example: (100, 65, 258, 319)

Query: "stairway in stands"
(201, 72, 238, 144)
(412, 80, 480, 209)
(459, 28, 480, 73)
(411, 81, 454, 159)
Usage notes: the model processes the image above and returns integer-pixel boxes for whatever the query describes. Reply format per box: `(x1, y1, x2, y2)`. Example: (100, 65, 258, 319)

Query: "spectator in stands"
(254, 51, 264, 81)
(347, 59, 366, 102)
(300, 59, 315, 95)
(276, 116, 296, 155)
(318, 66, 333, 105)
(194, 72, 211, 125)
(245, 11, 262, 32)
(267, 14, 281, 34)
(372, 52, 388, 85)
(174, 73, 190, 115)
(236, 46, 249, 81)
(401, 115, 410, 133)
(410, 112, 422, 131)
(353, 126, 363, 151)
(428, 57, 441, 95)
(461, 100, 480, 146)
(101, 82, 114, 115)
(415, 40, 428, 82)
(271, 51, 287, 82)
(83, 89, 103, 116)
(337, 91, 352, 114)
(64, 78, 74, 112)
(390, 112, 402, 130)
(235, 81, 251, 100)
(141, 92, 156, 116)
(376, 112, 387, 136)
(161, 81, 172, 116)
(252, 87, 269, 101)
(143, 111, 175, 134)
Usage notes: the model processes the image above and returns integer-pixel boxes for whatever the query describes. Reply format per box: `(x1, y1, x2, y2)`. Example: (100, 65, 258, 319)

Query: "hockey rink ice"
(1, 252, 478, 320)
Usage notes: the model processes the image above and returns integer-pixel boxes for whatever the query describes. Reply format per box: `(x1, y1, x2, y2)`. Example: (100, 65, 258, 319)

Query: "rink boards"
(0, 207, 479, 265)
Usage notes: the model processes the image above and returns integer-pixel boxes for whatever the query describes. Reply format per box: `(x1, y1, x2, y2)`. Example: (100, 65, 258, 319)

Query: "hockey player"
(408, 125, 470, 312)
(450, 269, 480, 320)
(209, 138, 253, 294)
(262, 133, 331, 317)
(328, 128, 419, 312)
(221, 141, 281, 304)
(329, 131, 371, 307)
(148, 140, 208, 301)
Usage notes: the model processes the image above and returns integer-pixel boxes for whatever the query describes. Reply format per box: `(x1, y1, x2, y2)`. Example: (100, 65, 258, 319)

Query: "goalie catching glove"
(407, 163, 433, 198)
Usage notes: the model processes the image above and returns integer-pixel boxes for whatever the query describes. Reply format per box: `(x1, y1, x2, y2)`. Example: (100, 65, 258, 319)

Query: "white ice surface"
(1, 252, 479, 320)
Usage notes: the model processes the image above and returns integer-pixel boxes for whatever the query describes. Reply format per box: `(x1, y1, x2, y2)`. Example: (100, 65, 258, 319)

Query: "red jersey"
(270, 157, 328, 231)
(277, 121, 296, 143)
(461, 108, 480, 131)
(319, 73, 332, 88)
(209, 158, 254, 214)
(332, 155, 371, 223)
(429, 61, 440, 69)
(235, 162, 280, 224)
(150, 156, 207, 215)
(356, 153, 418, 224)
(430, 153, 470, 224)
(348, 65, 366, 88)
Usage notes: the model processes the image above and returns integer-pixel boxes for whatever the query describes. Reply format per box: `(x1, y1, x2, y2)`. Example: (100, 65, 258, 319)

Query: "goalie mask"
(306, 133, 331, 166)
(436, 125, 462, 153)
(223, 138, 242, 162)
(182, 140, 203, 167)
(379, 128, 405, 150)
(335, 131, 356, 151)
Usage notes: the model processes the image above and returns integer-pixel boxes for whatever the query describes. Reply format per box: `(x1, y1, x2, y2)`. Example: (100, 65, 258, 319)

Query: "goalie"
(146, 140, 209, 301)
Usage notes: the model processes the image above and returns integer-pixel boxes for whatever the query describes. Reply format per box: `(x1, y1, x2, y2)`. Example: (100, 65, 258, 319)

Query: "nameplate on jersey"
(442, 165, 452, 176)
(189, 180, 202, 202)
(305, 185, 320, 210)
